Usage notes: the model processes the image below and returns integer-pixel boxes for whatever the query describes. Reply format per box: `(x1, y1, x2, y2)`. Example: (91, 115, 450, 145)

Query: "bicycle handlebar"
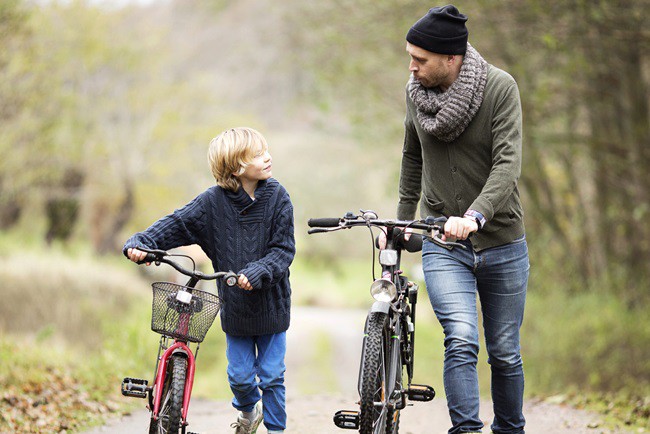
(134, 247, 239, 286)
(307, 211, 467, 250)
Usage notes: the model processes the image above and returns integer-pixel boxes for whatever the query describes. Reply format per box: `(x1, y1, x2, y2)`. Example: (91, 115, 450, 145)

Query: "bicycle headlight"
(370, 279, 397, 302)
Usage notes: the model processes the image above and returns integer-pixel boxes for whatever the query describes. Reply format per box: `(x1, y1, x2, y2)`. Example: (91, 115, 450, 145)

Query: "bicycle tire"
(386, 408, 400, 434)
(385, 321, 405, 434)
(149, 354, 187, 434)
(359, 311, 390, 434)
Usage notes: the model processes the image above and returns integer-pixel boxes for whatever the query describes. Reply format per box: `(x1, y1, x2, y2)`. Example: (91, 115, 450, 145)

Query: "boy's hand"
(127, 248, 150, 265)
(238, 274, 253, 291)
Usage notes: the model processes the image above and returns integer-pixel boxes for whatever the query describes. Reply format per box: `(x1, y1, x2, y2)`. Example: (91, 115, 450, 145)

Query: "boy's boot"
(230, 400, 263, 434)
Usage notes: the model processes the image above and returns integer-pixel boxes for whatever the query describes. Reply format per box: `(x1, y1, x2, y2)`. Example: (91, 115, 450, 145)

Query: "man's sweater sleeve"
(239, 191, 295, 290)
(468, 80, 522, 221)
(397, 100, 423, 221)
(122, 192, 207, 256)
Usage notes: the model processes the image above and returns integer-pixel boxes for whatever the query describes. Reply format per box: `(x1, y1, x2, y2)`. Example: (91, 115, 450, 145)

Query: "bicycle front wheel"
(149, 353, 187, 434)
(359, 311, 394, 434)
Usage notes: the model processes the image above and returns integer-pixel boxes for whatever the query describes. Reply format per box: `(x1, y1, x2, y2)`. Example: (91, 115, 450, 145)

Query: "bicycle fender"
(370, 301, 391, 314)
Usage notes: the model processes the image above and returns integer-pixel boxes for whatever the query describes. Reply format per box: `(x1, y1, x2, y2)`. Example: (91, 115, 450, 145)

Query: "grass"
(0, 247, 155, 432)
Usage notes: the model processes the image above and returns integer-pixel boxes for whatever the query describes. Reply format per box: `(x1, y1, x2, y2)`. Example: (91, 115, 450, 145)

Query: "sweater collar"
(226, 179, 270, 214)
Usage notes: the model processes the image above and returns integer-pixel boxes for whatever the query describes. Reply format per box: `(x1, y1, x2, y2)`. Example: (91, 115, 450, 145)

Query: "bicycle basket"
(151, 282, 221, 343)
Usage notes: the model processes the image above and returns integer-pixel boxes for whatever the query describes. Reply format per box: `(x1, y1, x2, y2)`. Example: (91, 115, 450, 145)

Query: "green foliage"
(0, 248, 149, 432)
(0, 345, 126, 433)
(570, 392, 650, 431)
(522, 289, 650, 395)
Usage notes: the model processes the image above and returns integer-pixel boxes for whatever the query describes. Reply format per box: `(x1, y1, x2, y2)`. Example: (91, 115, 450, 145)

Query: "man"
(397, 5, 529, 434)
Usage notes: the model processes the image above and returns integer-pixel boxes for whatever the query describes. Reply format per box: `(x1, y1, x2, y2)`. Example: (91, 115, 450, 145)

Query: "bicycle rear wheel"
(359, 311, 393, 434)
(149, 354, 187, 434)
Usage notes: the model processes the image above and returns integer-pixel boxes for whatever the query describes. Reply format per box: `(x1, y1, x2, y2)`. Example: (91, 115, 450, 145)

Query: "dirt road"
(85, 307, 631, 434)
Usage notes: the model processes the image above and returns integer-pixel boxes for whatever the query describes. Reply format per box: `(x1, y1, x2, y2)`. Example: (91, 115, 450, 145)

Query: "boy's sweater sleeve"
(122, 192, 208, 256)
(239, 192, 295, 290)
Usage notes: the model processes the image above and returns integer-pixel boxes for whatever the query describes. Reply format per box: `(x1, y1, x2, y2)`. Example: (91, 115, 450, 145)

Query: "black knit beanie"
(406, 5, 468, 55)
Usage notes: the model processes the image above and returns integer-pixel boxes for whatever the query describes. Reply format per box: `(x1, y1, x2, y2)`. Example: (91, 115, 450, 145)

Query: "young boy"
(124, 127, 294, 434)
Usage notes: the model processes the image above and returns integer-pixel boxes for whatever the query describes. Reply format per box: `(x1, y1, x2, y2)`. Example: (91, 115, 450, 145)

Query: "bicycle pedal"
(121, 377, 150, 398)
(333, 410, 360, 429)
(407, 384, 436, 402)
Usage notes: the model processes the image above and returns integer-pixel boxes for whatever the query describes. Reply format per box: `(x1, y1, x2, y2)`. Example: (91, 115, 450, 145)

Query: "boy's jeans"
(422, 236, 529, 434)
(226, 332, 286, 432)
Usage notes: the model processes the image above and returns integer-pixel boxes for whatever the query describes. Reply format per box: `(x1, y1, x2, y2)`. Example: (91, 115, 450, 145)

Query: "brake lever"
(307, 227, 345, 235)
(425, 233, 468, 250)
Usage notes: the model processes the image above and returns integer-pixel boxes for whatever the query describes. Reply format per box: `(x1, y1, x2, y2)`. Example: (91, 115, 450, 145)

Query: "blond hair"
(208, 127, 268, 191)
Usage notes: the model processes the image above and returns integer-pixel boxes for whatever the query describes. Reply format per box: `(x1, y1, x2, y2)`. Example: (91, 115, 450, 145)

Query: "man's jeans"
(422, 236, 529, 434)
(226, 332, 286, 431)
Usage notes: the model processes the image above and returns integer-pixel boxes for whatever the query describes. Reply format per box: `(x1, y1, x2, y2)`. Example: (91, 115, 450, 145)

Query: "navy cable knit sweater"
(123, 178, 295, 336)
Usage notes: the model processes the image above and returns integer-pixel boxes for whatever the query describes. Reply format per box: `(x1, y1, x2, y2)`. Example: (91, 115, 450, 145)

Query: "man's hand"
(378, 227, 413, 249)
(127, 248, 150, 265)
(444, 216, 478, 241)
(238, 274, 253, 291)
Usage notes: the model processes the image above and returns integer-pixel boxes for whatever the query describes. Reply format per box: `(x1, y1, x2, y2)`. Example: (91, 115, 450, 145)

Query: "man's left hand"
(444, 216, 478, 241)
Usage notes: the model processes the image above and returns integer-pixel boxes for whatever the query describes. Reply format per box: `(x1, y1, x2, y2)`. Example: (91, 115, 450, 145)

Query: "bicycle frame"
(358, 232, 415, 411)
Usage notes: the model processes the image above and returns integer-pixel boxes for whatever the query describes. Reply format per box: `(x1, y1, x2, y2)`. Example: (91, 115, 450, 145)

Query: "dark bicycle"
(120, 247, 238, 434)
(308, 211, 465, 434)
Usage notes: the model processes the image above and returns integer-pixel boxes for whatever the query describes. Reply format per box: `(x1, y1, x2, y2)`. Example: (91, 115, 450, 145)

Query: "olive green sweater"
(396, 65, 525, 251)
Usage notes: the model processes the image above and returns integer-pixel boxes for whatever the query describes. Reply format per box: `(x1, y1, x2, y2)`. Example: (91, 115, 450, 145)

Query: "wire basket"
(151, 282, 221, 343)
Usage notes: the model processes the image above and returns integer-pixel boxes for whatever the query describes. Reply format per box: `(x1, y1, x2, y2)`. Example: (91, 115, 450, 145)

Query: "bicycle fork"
(122, 340, 197, 427)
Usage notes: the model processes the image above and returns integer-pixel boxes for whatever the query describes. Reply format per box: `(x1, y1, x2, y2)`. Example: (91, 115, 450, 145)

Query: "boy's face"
(237, 144, 272, 183)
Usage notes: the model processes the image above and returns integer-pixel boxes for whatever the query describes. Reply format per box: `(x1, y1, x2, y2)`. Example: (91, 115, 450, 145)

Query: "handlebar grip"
(374, 228, 424, 253)
(425, 216, 448, 226)
(224, 272, 238, 287)
(396, 231, 423, 253)
(131, 247, 166, 265)
(139, 252, 157, 264)
(307, 218, 341, 228)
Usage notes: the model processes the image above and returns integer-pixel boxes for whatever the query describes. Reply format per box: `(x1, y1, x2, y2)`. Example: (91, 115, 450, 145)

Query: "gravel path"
(85, 307, 632, 434)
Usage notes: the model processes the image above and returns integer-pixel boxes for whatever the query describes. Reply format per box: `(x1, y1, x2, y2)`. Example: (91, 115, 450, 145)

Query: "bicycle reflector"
(370, 278, 397, 302)
(176, 290, 192, 304)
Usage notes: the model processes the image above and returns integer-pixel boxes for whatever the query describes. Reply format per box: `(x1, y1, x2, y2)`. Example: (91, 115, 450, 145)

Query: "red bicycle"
(121, 247, 237, 434)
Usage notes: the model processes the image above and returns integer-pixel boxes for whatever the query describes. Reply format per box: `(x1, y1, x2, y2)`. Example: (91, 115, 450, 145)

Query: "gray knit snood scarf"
(408, 43, 488, 142)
